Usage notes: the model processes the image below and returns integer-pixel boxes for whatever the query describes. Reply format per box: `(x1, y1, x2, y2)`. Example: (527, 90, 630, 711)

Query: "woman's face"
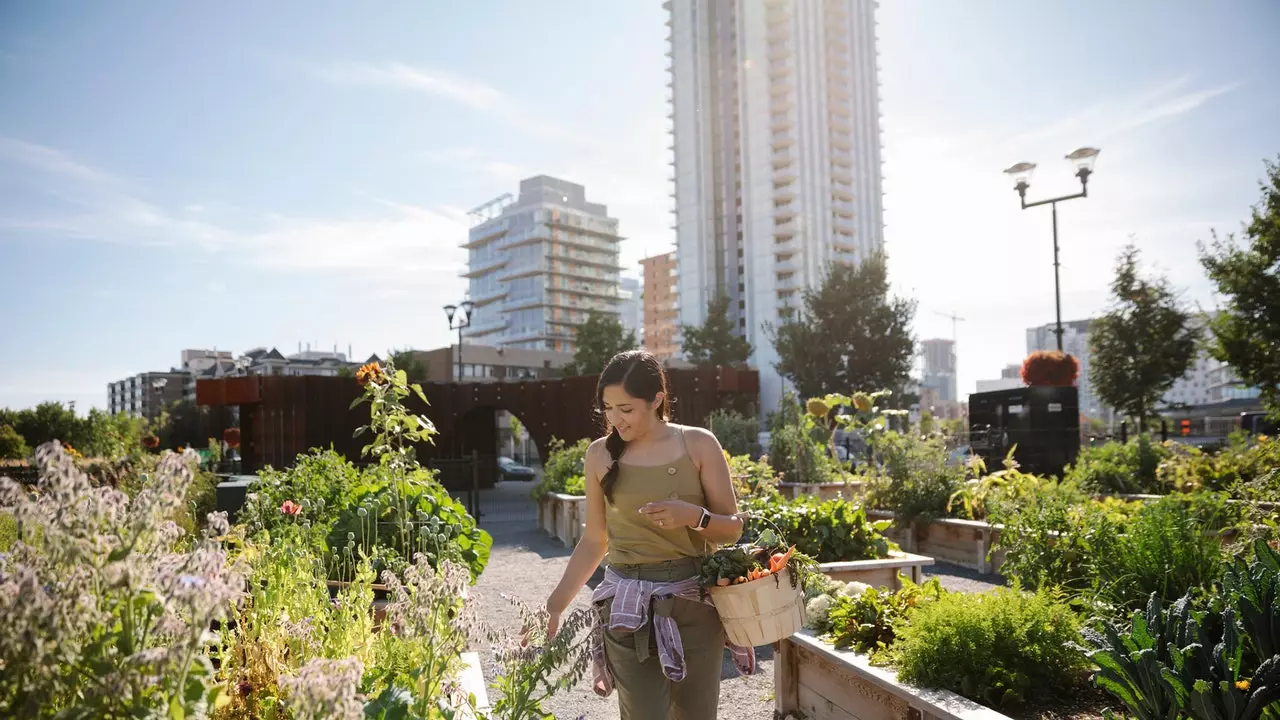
(601, 384, 662, 442)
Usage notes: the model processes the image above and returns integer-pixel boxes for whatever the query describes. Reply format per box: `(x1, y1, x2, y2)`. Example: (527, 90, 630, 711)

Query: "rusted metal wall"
(197, 367, 759, 486)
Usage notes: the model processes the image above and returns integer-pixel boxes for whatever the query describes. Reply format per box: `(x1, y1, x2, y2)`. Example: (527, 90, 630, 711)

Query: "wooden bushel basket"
(707, 567, 806, 647)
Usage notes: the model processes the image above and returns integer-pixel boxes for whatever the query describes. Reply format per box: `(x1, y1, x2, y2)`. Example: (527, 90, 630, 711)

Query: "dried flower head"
(806, 398, 830, 418)
(356, 362, 385, 387)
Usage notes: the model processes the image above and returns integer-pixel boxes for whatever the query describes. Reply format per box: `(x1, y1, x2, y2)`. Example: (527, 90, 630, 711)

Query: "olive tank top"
(604, 425, 715, 566)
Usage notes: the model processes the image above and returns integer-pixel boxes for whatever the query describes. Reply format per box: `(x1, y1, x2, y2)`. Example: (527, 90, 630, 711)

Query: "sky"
(1, 1, 1277, 413)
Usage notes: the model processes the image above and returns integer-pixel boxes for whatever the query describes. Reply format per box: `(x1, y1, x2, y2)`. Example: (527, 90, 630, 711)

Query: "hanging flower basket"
(223, 427, 241, 449)
(1020, 350, 1079, 387)
(142, 434, 160, 450)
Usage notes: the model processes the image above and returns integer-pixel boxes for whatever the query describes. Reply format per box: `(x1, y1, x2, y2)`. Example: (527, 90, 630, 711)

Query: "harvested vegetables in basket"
(698, 529, 817, 595)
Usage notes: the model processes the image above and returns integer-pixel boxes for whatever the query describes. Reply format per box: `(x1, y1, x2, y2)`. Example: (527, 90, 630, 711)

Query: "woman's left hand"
(638, 499, 702, 530)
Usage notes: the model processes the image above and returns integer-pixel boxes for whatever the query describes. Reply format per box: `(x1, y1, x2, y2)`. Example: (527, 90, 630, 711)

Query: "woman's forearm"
(546, 538, 608, 614)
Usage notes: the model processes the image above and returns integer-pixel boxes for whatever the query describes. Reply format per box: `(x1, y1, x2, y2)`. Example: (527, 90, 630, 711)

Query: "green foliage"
(0, 401, 85, 450)
(947, 449, 1082, 521)
(1199, 156, 1280, 420)
(0, 424, 28, 460)
(1090, 244, 1202, 428)
(740, 494, 895, 563)
(1091, 495, 1226, 612)
(0, 510, 16, 552)
(697, 527, 820, 591)
(327, 466, 492, 583)
(727, 452, 781, 501)
(681, 293, 753, 368)
(864, 431, 966, 526)
(389, 348, 430, 382)
(707, 407, 759, 457)
(489, 599, 595, 720)
(531, 437, 590, 500)
(564, 310, 636, 377)
(893, 586, 1087, 708)
(1065, 435, 1171, 494)
(996, 492, 1227, 613)
(1081, 564, 1280, 720)
(243, 449, 364, 533)
(769, 254, 917, 400)
(826, 575, 946, 658)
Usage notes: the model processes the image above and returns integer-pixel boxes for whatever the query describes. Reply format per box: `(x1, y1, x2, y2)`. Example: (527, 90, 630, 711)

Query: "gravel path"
(472, 520, 776, 720)
(922, 560, 1004, 594)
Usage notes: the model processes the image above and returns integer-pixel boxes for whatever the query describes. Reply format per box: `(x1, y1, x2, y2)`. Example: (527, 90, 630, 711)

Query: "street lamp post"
(443, 300, 475, 382)
(1003, 147, 1101, 352)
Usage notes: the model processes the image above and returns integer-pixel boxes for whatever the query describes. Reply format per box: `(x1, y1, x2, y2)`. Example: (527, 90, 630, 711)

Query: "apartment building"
(641, 251, 680, 360)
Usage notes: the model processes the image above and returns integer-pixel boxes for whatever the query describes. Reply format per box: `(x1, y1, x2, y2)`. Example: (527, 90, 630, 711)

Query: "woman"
(541, 350, 755, 719)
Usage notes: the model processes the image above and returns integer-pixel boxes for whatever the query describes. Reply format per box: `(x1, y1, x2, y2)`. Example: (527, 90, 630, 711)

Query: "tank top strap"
(675, 424, 692, 460)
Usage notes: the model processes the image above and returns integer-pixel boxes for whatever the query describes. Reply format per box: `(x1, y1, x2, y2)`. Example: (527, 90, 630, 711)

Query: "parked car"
(497, 456, 537, 482)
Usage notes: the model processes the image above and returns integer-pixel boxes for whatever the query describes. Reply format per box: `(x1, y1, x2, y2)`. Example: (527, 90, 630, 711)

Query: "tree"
(1199, 156, 1280, 418)
(768, 253, 917, 399)
(681, 294, 753, 368)
(565, 310, 636, 376)
(1090, 245, 1200, 430)
(389, 348, 430, 383)
(0, 401, 86, 449)
(0, 424, 29, 460)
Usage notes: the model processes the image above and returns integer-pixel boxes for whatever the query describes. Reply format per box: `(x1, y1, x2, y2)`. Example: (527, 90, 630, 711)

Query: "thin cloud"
(309, 59, 597, 148)
(0, 137, 467, 286)
(314, 61, 506, 111)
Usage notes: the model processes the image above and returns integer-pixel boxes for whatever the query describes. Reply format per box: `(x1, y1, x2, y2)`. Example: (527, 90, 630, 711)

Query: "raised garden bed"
(778, 480, 865, 502)
(538, 492, 586, 548)
(866, 510, 1006, 575)
(817, 551, 934, 589)
(775, 630, 1010, 720)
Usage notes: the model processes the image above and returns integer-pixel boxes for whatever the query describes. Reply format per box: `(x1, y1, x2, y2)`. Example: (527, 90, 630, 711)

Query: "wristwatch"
(693, 507, 712, 531)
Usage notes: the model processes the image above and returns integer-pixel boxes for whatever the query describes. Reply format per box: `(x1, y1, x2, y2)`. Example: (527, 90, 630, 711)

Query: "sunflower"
(806, 398, 830, 418)
(852, 392, 873, 413)
(356, 362, 385, 387)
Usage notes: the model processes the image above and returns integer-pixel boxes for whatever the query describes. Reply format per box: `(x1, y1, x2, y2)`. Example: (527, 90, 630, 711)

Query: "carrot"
(769, 546, 796, 573)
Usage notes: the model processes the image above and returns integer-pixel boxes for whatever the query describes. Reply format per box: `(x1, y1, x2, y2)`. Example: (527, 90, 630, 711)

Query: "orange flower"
(356, 362, 385, 387)
(223, 427, 241, 449)
(142, 434, 160, 449)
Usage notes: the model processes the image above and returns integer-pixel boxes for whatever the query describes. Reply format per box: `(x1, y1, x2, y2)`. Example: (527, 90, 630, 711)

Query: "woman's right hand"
(545, 610, 562, 640)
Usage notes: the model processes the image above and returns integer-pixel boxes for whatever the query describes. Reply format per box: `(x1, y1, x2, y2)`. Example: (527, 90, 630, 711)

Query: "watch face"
(699, 509, 711, 528)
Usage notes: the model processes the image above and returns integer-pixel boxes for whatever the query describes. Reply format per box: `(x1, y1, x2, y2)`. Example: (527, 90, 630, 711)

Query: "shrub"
(826, 575, 945, 658)
(740, 494, 894, 563)
(242, 449, 363, 533)
(864, 431, 965, 526)
(0, 424, 28, 460)
(893, 586, 1087, 708)
(531, 437, 590, 500)
(1065, 435, 1170, 494)
(768, 423, 843, 484)
(994, 493, 1119, 597)
(707, 408, 759, 457)
(727, 452, 781, 501)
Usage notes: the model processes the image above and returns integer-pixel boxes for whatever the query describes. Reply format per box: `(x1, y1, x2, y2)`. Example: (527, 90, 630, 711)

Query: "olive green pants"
(598, 558, 726, 720)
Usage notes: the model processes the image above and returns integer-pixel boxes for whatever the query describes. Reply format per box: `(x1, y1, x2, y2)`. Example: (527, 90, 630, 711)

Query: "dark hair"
(596, 350, 671, 503)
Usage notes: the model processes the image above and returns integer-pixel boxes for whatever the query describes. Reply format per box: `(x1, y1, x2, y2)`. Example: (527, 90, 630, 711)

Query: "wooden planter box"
(817, 552, 934, 589)
(775, 631, 1011, 720)
(778, 481, 866, 502)
(537, 493, 586, 548)
(866, 511, 1006, 575)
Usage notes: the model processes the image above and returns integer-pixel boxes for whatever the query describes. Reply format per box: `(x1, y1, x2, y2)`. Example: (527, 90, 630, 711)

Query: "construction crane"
(935, 310, 965, 343)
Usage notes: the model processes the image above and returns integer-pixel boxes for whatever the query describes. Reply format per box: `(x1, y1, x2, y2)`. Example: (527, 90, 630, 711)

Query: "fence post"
(1120, 421, 1128, 444)
(470, 450, 481, 519)
(1160, 419, 1167, 443)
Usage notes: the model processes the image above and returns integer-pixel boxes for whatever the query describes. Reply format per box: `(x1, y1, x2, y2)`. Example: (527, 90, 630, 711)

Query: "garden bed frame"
(866, 511, 1006, 575)
(538, 492, 586, 547)
(777, 481, 865, 502)
(774, 631, 1011, 720)
(817, 552, 933, 589)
